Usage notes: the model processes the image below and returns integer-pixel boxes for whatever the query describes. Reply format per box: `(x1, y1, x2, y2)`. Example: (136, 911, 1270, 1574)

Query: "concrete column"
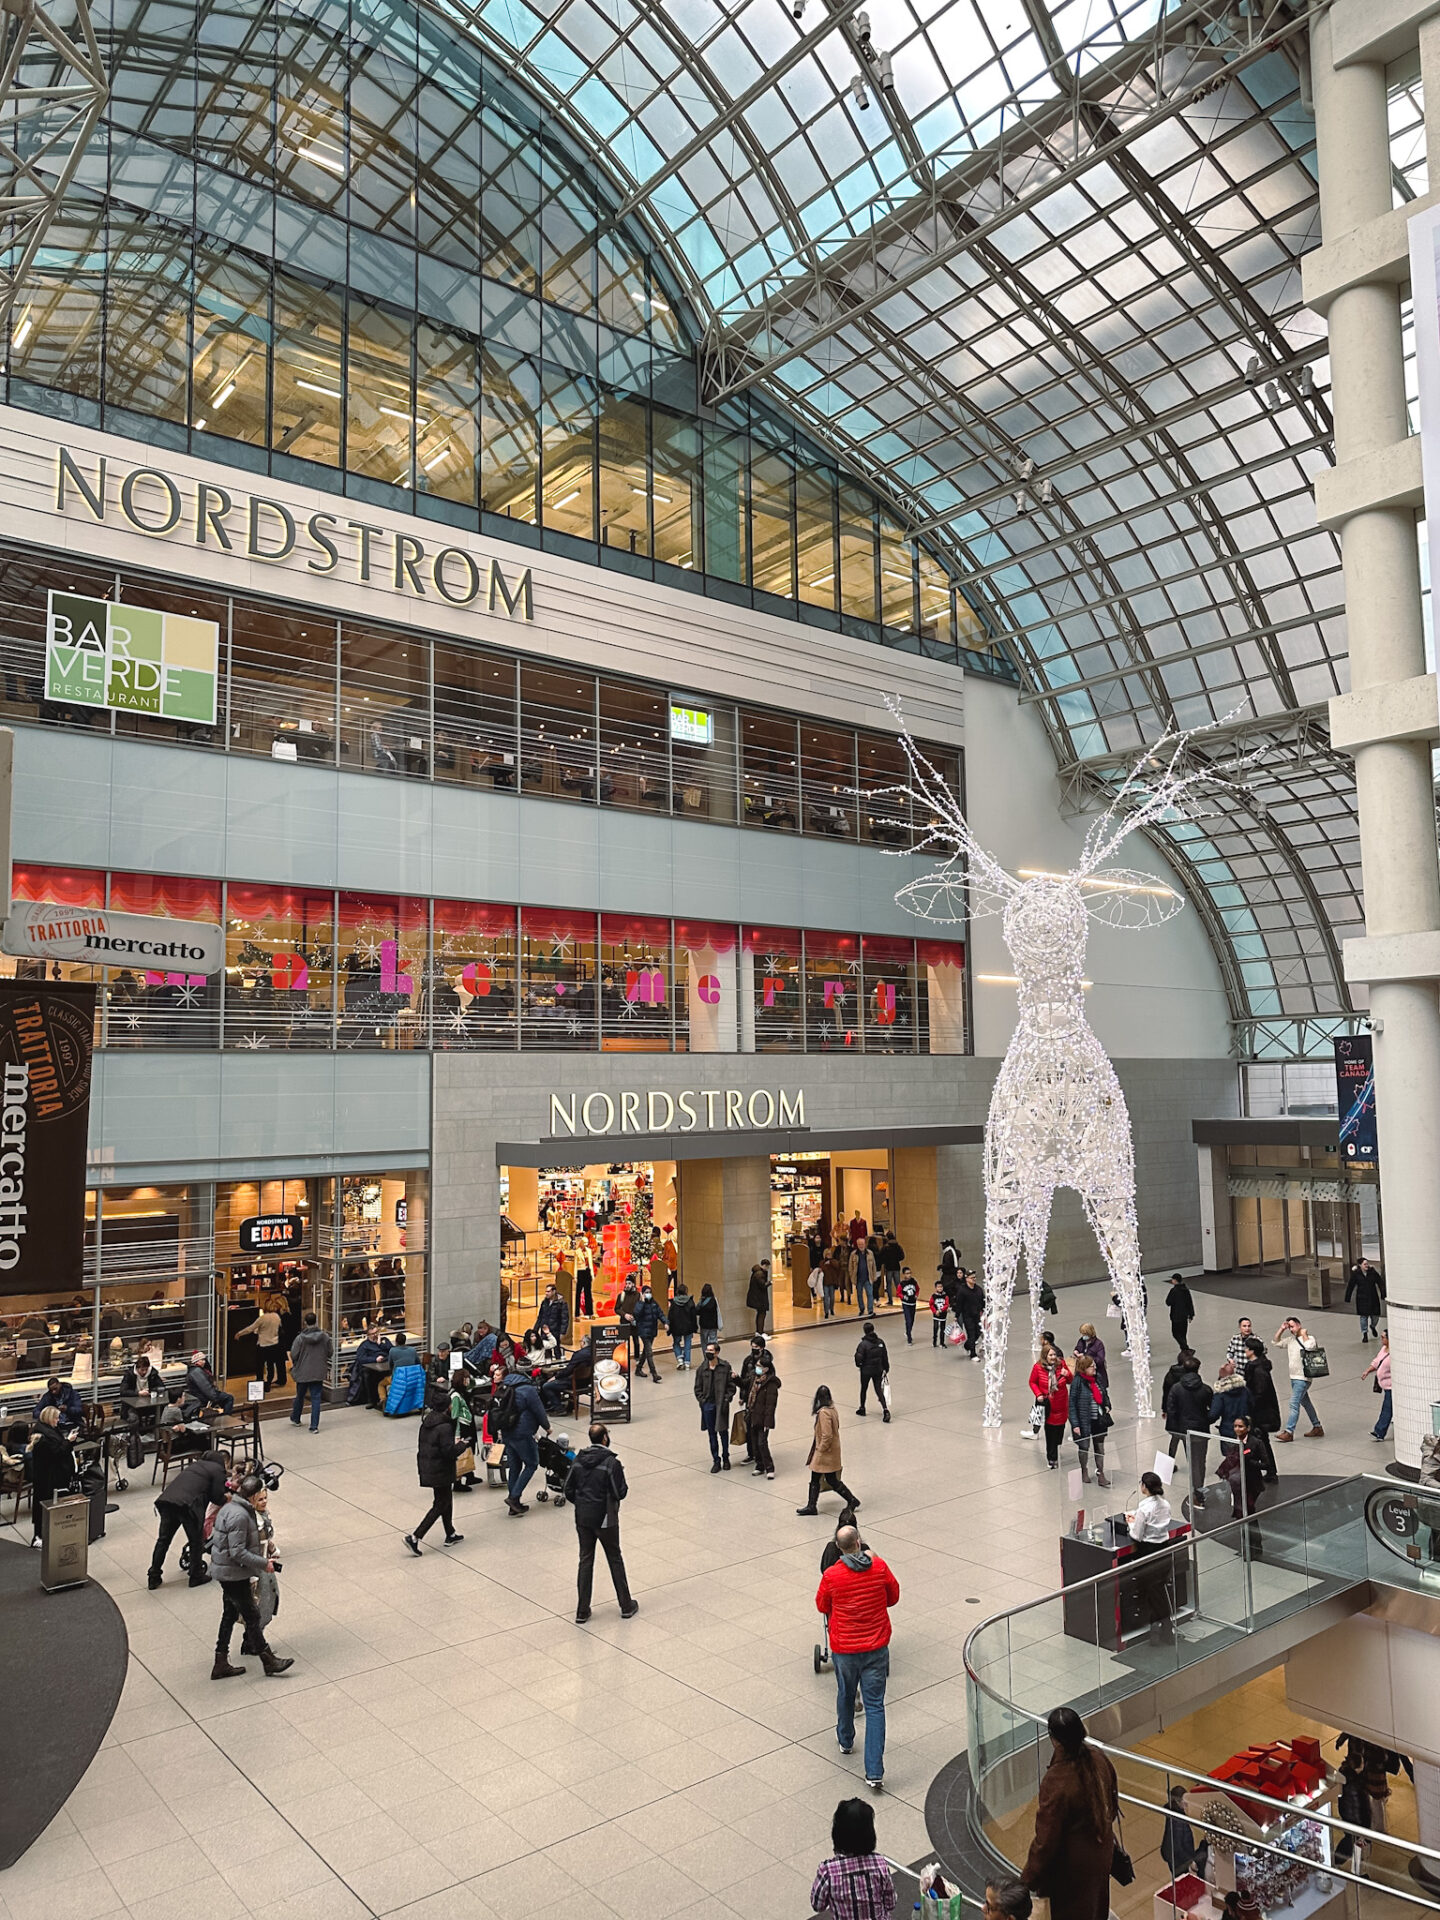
(676, 1154, 771, 1337)
(507, 1165, 539, 1233)
(1313, 8, 1440, 1466)
(1196, 1145, 1234, 1273)
(893, 1146, 938, 1270)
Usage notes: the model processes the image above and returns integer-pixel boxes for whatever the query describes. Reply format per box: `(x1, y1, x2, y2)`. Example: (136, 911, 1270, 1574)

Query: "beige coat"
(808, 1404, 843, 1474)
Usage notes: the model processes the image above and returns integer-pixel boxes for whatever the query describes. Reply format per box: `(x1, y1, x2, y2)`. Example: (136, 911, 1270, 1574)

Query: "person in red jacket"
(1029, 1335, 1073, 1471)
(816, 1525, 900, 1792)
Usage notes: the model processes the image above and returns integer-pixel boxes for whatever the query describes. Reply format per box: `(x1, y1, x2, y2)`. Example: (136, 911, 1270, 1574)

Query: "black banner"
(0, 981, 95, 1296)
(589, 1324, 631, 1424)
(239, 1213, 306, 1254)
(1334, 1034, 1378, 1165)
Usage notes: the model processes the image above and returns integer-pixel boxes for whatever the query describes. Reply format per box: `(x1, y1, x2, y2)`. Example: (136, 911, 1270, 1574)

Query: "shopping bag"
(882, 1373, 893, 1411)
(1024, 1400, 1044, 1439)
(946, 1325, 964, 1346)
(454, 1447, 476, 1479)
(1106, 1301, 1122, 1319)
(730, 1409, 748, 1446)
(1301, 1345, 1329, 1379)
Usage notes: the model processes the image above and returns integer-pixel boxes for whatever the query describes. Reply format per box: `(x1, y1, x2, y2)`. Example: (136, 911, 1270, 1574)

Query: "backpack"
(490, 1380, 520, 1436)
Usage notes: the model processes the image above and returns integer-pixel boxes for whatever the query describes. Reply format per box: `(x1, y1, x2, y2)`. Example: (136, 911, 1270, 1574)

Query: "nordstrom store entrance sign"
(550, 1087, 807, 1137)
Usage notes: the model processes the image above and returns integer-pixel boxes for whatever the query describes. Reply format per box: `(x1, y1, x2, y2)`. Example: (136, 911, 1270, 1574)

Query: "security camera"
(1363, 1018, 1384, 1036)
(856, 10, 871, 44)
(850, 73, 869, 108)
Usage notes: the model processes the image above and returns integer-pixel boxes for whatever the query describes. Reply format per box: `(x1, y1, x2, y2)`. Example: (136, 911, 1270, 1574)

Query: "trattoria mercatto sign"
(549, 1088, 807, 1137)
(54, 448, 534, 621)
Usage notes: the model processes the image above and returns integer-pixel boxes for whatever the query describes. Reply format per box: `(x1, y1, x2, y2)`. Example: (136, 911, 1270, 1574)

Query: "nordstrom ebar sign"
(550, 1088, 807, 1137)
(54, 448, 533, 622)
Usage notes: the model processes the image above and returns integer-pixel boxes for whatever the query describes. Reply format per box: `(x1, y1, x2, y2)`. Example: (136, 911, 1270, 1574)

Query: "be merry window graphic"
(45, 591, 219, 725)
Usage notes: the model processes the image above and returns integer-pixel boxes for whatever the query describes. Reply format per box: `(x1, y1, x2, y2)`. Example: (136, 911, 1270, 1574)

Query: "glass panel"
(880, 518, 915, 631)
(105, 215, 190, 425)
(598, 678, 668, 812)
(339, 622, 429, 777)
(800, 724, 857, 839)
(702, 425, 747, 584)
(740, 710, 800, 830)
(599, 390, 650, 557)
(432, 900, 517, 1049)
(520, 662, 596, 800)
(225, 882, 334, 1049)
(839, 482, 878, 621)
(4, 867, 105, 1049)
(346, 299, 415, 486)
(275, 14, 350, 215)
(521, 908, 597, 1050)
(653, 411, 698, 570)
(750, 447, 795, 599)
(192, 243, 270, 447)
(676, 920, 738, 1054)
(336, 893, 427, 1050)
(481, 347, 539, 522)
(919, 940, 966, 1054)
(672, 697, 736, 825)
(229, 601, 337, 761)
(416, 322, 478, 507)
(805, 931, 860, 1051)
(797, 466, 838, 611)
(334, 1171, 427, 1346)
(271, 272, 343, 466)
(918, 546, 955, 654)
(113, 574, 226, 749)
(9, 208, 104, 401)
(481, 110, 541, 292)
(600, 914, 672, 1051)
(744, 925, 803, 1053)
(94, 1183, 208, 1381)
(862, 935, 918, 1054)
(857, 730, 913, 847)
(0, 549, 115, 733)
(542, 171, 597, 315)
(916, 743, 963, 841)
(106, 873, 222, 1050)
(541, 368, 596, 538)
(435, 644, 516, 790)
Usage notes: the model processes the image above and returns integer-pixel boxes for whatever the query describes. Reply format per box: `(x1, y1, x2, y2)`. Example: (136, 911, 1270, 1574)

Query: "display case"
(1181, 1742, 1340, 1920)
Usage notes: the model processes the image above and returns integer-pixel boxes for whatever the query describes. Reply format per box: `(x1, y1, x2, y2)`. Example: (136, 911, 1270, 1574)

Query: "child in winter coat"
(930, 1288, 949, 1347)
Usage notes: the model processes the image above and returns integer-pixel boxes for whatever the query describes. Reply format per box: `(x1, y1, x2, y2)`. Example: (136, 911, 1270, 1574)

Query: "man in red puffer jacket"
(816, 1526, 900, 1792)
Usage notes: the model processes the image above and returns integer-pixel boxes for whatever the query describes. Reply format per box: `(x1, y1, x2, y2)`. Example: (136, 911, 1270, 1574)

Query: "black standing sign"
(1334, 1034, 1378, 1164)
(588, 1323, 631, 1424)
(0, 982, 95, 1295)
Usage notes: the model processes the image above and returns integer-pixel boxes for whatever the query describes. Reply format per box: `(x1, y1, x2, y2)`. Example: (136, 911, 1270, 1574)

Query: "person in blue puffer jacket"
(498, 1368, 551, 1515)
(634, 1284, 668, 1383)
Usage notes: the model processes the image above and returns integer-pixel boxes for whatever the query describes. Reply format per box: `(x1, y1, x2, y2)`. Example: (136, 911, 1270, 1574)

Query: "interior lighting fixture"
(211, 381, 236, 410)
(550, 488, 581, 508)
(422, 443, 452, 471)
(293, 141, 346, 175)
(12, 311, 33, 349)
(1018, 867, 1178, 898)
(379, 405, 423, 424)
(850, 74, 869, 108)
(875, 49, 893, 87)
(295, 377, 342, 399)
(855, 9, 871, 43)
(978, 973, 1092, 988)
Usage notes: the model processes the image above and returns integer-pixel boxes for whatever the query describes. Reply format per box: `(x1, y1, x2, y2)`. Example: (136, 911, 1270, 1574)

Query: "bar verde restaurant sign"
(53, 447, 534, 623)
(47, 590, 219, 724)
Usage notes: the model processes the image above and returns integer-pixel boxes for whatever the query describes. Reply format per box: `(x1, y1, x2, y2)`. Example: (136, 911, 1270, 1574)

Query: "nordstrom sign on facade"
(549, 1088, 807, 1137)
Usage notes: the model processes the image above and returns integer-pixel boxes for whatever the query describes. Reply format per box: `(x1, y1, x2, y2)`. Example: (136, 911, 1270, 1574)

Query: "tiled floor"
(0, 1277, 1395, 1920)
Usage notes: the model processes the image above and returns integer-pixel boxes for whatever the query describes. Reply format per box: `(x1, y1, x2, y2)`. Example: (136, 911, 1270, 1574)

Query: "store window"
(839, 483, 878, 624)
(600, 914, 672, 1051)
(880, 518, 916, 633)
(521, 908, 597, 1049)
(919, 940, 966, 1054)
(191, 242, 270, 450)
(857, 731, 913, 848)
(598, 391, 650, 557)
(346, 299, 416, 487)
(703, 424, 747, 585)
(435, 645, 517, 790)
(225, 884, 335, 1048)
(432, 900, 518, 1047)
(521, 663, 596, 800)
(336, 893, 427, 1049)
(805, 931, 860, 1051)
(4, 865, 105, 1044)
(331, 1171, 427, 1346)
(741, 710, 800, 831)
(797, 467, 838, 612)
(215, 1176, 317, 1387)
(229, 604, 338, 762)
(862, 935, 918, 1054)
(652, 411, 698, 570)
(676, 920, 738, 1053)
(114, 575, 227, 749)
(744, 926, 803, 1052)
(105, 214, 191, 429)
(750, 445, 796, 601)
(918, 547, 955, 655)
(106, 873, 222, 1050)
(271, 273, 343, 468)
(481, 346, 540, 522)
(541, 368, 597, 539)
(671, 696, 737, 825)
(416, 322, 479, 508)
(0, 549, 116, 734)
(800, 725, 857, 839)
(9, 209, 104, 405)
(340, 623, 429, 777)
(598, 678, 668, 812)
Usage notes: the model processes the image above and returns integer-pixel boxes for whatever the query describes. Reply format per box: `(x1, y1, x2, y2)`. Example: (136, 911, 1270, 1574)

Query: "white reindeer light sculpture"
(886, 712, 1244, 1427)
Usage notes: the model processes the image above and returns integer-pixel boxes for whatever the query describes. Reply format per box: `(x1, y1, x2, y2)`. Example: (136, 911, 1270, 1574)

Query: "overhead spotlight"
(1011, 452, 1035, 481)
(1013, 491, 1033, 516)
(1298, 366, 1315, 395)
(792, 0, 805, 16)
(1264, 380, 1280, 408)
(875, 49, 894, 88)
(1036, 478, 1053, 505)
(1244, 354, 1261, 383)
(850, 73, 869, 108)
(855, 9, 871, 45)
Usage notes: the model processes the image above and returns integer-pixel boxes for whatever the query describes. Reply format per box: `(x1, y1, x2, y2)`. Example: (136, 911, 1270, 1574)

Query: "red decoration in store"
(144, 970, 207, 989)
(873, 982, 897, 1023)
(823, 979, 846, 1008)
(1209, 1741, 1328, 1823)
(762, 976, 786, 1007)
(272, 952, 309, 991)
(625, 967, 666, 1005)
(697, 974, 721, 1005)
(379, 939, 413, 996)
(460, 962, 492, 997)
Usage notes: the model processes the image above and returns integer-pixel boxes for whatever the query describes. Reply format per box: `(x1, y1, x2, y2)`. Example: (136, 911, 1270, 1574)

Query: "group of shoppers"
(806, 1217, 907, 1319)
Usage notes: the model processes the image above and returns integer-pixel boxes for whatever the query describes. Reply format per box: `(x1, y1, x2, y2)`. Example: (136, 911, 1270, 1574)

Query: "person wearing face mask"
(738, 1335, 769, 1462)
(747, 1352, 781, 1480)
(633, 1282, 667, 1384)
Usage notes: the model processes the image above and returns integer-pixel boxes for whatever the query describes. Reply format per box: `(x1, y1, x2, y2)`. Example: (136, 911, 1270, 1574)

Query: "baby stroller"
(532, 1432, 575, 1507)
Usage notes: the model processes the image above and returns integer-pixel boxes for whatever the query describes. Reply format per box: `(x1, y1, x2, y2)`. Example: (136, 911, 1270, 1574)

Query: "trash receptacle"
(40, 1494, 90, 1591)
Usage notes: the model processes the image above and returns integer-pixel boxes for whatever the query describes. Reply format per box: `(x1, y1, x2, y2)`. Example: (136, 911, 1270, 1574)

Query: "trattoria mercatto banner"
(0, 982, 95, 1296)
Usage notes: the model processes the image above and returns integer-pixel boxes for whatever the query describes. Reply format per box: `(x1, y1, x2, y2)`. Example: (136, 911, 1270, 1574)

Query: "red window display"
(337, 893, 427, 1049)
(433, 900, 518, 1049)
(861, 934, 917, 1053)
(743, 925, 802, 1051)
(226, 883, 334, 1049)
(521, 908, 597, 1050)
(600, 913, 671, 1051)
(918, 938, 966, 1055)
(804, 930, 859, 1051)
(11, 863, 104, 907)
(106, 872, 223, 1050)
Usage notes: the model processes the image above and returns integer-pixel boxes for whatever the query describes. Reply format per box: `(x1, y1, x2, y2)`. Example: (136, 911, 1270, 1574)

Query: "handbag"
(730, 1409, 748, 1445)
(1111, 1812, 1136, 1886)
(1302, 1345, 1329, 1379)
(1373, 1373, 1383, 1394)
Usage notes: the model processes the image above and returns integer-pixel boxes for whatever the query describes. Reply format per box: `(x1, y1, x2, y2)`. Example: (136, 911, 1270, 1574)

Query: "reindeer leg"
(982, 1180, 1024, 1429)
(1020, 1185, 1055, 1359)
(1079, 1186, 1154, 1419)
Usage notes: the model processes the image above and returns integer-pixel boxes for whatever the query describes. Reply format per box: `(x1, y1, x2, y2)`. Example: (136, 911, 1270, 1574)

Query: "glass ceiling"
(445, 0, 1366, 1056)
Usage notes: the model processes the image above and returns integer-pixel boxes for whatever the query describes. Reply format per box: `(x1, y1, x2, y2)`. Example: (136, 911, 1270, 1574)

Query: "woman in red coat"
(1029, 1335, 1073, 1470)
(1023, 1707, 1119, 1920)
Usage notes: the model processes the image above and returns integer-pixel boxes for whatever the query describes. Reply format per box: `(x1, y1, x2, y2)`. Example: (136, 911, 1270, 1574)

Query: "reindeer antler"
(878, 698, 1019, 919)
(1076, 712, 1261, 877)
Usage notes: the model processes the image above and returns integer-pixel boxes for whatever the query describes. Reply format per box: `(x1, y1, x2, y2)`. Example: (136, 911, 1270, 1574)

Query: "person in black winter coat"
(564, 1422, 638, 1622)
(148, 1450, 228, 1589)
(694, 1343, 736, 1470)
(854, 1323, 890, 1420)
(534, 1284, 571, 1348)
(1163, 1356, 1213, 1506)
(737, 1337, 769, 1461)
(668, 1283, 699, 1370)
(746, 1261, 771, 1335)
(26, 1409, 76, 1546)
(746, 1355, 781, 1478)
(634, 1285, 667, 1383)
(1344, 1260, 1385, 1342)
(1241, 1338, 1281, 1483)
(1166, 1275, 1195, 1356)
(403, 1404, 465, 1553)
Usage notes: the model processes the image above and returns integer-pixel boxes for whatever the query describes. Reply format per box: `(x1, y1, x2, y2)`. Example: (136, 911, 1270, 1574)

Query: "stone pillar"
(1312, 7, 1440, 1467)
(1196, 1145, 1234, 1273)
(676, 1154, 772, 1338)
(507, 1166, 539, 1233)
(893, 1146, 938, 1271)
